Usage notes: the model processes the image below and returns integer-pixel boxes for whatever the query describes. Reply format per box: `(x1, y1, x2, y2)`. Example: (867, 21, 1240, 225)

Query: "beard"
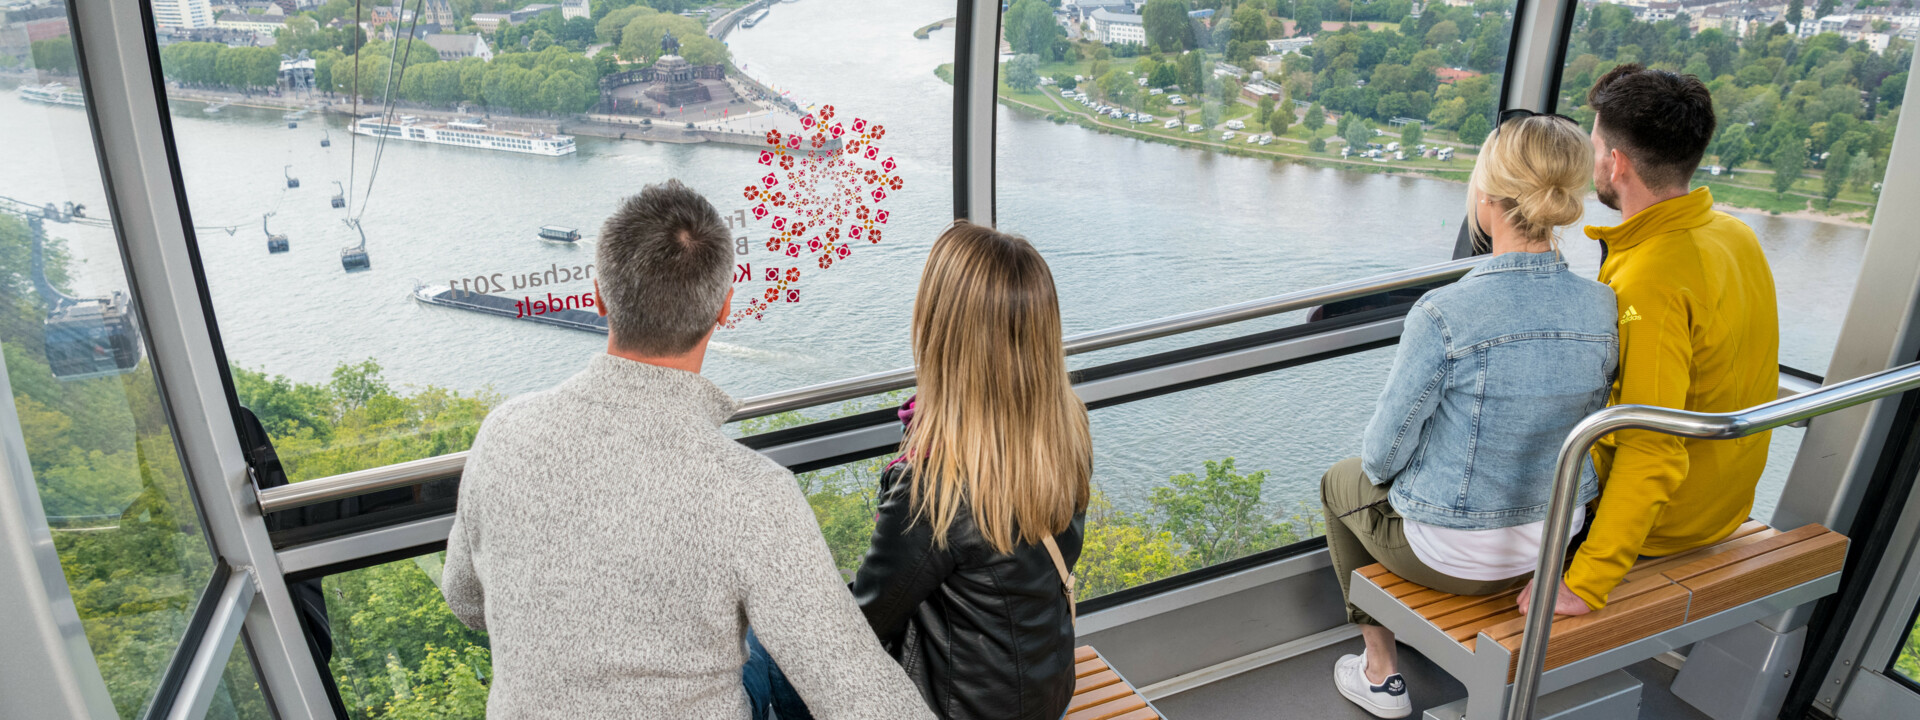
(1595, 176, 1621, 211)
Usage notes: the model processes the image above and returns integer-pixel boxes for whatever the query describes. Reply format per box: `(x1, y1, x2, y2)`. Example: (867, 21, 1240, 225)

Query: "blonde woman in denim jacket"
(1322, 114, 1619, 718)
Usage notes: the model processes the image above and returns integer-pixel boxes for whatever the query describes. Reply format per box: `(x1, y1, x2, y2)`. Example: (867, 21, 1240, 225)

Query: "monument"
(643, 31, 713, 107)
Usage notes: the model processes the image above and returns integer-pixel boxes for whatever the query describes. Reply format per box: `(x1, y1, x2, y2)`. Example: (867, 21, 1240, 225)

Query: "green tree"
(1149, 458, 1298, 567)
(1457, 112, 1491, 145)
(1847, 149, 1879, 193)
(1400, 121, 1423, 147)
(1787, 0, 1805, 26)
(1822, 139, 1851, 207)
(1257, 94, 1275, 126)
(1149, 62, 1179, 89)
(1309, 135, 1327, 152)
(1053, 73, 1078, 91)
(1295, 4, 1322, 35)
(29, 37, 75, 74)
(1005, 53, 1042, 92)
(1231, 2, 1272, 43)
(1343, 115, 1375, 149)
(1303, 101, 1325, 131)
(1771, 139, 1807, 198)
(1144, 0, 1195, 51)
(1077, 492, 1187, 598)
(1269, 100, 1292, 134)
(1006, 0, 1059, 56)
(1716, 123, 1754, 170)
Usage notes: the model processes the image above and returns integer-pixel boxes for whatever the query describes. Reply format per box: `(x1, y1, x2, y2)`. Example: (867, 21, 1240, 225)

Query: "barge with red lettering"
(410, 283, 607, 334)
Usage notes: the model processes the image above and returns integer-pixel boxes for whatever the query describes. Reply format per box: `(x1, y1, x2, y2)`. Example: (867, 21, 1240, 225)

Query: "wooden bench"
(1070, 645, 1164, 720)
(1350, 522, 1848, 719)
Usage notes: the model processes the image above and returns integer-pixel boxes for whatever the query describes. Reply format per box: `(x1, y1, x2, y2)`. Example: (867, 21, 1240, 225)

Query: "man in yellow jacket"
(1520, 64, 1780, 615)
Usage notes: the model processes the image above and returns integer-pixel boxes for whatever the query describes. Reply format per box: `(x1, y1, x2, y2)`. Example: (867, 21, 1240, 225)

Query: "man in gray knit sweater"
(442, 180, 933, 720)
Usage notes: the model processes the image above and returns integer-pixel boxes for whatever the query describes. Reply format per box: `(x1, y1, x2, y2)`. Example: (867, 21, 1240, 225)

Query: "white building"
(1265, 37, 1312, 55)
(561, 0, 589, 21)
(1089, 8, 1145, 45)
(423, 32, 493, 62)
(214, 13, 284, 35)
(153, 0, 214, 30)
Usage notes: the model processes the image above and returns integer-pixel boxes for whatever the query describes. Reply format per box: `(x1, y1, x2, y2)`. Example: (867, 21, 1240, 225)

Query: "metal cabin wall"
(72, 2, 337, 717)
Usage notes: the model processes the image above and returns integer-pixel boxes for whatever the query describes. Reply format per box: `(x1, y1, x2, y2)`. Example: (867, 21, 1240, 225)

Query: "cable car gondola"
(27, 217, 141, 380)
(340, 219, 370, 272)
(321, 130, 331, 148)
(284, 164, 299, 189)
(263, 212, 288, 253)
(331, 181, 345, 209)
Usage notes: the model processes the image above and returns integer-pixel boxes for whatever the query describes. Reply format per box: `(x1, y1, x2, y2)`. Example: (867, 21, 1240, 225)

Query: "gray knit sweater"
(443, 354, 934, 720)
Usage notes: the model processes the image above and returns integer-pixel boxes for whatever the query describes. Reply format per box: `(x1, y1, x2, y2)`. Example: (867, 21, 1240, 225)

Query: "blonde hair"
(903, 221, 1092, 555)
(1465, 116, 1594, 246)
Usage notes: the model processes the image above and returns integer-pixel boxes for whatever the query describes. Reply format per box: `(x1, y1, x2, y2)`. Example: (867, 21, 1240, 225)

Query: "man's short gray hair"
(597, 179, 733, 356)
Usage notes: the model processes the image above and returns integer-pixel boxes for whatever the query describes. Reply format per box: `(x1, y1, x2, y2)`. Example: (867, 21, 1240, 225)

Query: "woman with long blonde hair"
(743, 221, 1092, 720)
(1319, 113, 1618, 718)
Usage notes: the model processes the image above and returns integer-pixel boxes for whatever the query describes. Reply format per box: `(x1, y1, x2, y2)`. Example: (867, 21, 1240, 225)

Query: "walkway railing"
(253, 257, 1480, 514)
(1507, 359, 1920, 720)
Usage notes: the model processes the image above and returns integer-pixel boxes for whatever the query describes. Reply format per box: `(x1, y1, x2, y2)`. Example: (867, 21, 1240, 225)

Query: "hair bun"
(1514, 184, 1584, 232)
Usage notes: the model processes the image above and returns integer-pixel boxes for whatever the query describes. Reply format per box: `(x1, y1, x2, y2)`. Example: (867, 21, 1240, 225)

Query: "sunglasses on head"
(1498, 108, 1580, 126)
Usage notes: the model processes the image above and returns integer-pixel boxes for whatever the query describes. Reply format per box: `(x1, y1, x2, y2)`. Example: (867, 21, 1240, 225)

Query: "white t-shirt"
(1402, 506, 1587, 581)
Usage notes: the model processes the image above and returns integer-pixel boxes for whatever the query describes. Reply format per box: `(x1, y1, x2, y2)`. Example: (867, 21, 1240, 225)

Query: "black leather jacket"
(850, 463, 1086, 720)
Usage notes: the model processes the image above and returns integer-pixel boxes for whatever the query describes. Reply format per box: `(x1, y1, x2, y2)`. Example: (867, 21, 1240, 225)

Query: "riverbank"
(958, 64, 1879, 228)
(914, 17, 956, 39)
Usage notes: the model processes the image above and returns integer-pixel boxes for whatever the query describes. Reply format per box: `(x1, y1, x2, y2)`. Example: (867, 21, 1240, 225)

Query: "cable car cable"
(354, 0, 427, 223)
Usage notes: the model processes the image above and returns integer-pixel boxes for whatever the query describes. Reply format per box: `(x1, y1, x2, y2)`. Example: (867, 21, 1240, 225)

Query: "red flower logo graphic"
(743, 185, 759, 200)
(881, 157, 897, 172)
(758, 151, 774, 165)
(800, 114, 816, 129)
(779, 155, 794, 170)
(765, 129, 782, 145)
(869, 229, 883, 244)
(852, 118, 867, 132)
(785, 244, 801, 258)
(836, 245, 851, 259)
(874, 209, 890, 224)
(785, 267, 801, 282)
(786, 289, 800, 303)
(829, 123, 845, 138)
(806, 237, 823, 252)
(752, 204, 769, 219)
(863, 146, 879, 160)
(770, 217, 787, 231)
(761, 173, 779, 188)
(871, 189, 887, 202)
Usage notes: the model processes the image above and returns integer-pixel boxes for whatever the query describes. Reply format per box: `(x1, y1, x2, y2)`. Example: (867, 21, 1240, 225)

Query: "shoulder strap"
(1040, 535, 1076, 624)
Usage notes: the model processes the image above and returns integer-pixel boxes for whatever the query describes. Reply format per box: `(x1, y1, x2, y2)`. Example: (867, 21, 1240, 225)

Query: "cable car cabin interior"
(5, 2, 1920, 720)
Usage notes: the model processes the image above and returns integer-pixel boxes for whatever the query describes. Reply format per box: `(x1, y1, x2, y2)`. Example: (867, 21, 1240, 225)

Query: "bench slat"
(1075, 670, 1122, 694)
(1677, 529, 1847, 619)
(1074, 646, 1099, 664)
(1417, 587, 1523, 622)
(1660, 524, 1829, 585)
(1481, 574, 1679, 645)
(1069, 682, 1139, 713)
(1359, 564, 1395, 579)
(1495, 582, 1691, 679)
(1067, 696, 1152, 720)
(1074, 658, 1108, 679)
(1623, 527, 1781, 582)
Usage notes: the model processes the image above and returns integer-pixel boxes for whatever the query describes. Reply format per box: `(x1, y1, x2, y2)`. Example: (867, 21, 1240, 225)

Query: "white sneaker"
(1334, 652, 1412, 718)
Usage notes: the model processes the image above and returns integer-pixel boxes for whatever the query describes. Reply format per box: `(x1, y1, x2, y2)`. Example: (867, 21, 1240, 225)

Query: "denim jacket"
(1361, 251, 1618, 530)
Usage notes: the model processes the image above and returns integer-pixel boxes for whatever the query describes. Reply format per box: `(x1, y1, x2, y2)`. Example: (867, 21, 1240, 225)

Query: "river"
(0, 0, 1870, 521)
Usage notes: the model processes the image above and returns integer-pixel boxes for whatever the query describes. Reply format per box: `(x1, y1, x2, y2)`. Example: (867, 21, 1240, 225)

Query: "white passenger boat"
(18, 83, 85, 108)
(351, 115, 577, 157)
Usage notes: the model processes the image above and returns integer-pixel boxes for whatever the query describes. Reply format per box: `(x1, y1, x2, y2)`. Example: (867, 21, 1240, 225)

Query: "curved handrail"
(1506, 359, 1920, 720)
(256, 257, 1479, 515)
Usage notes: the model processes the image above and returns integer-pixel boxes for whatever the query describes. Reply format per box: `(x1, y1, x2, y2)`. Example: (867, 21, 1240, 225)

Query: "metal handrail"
(255, 257, 1479, 515)
(1507, 359, 1920, 720)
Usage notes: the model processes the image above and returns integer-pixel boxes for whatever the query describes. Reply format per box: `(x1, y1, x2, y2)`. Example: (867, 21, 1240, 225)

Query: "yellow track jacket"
(1568, 187, 1780, 609)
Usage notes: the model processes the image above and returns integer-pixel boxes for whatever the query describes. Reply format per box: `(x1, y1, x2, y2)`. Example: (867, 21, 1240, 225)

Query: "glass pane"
(324, 553, 491, 720)
(1895, 599, 1920, 683)
(0, 15, 220, 719)
(207, 636, 273, 720)
(149, 0, 955, 482)
(1002, 0, 1520, 356)
(1555, 6, 1906, 375)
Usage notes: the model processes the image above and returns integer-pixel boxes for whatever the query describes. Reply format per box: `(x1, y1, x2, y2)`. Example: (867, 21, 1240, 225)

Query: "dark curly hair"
(1587, 63, 1716, 191)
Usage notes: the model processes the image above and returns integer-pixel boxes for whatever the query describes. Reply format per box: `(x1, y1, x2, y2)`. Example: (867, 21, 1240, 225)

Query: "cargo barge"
(411, 284, 607, 334)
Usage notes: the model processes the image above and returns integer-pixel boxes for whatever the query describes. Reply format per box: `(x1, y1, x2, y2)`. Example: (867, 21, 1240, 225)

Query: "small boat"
(538, 225, 581, 243)
(18, 83, 85, 108)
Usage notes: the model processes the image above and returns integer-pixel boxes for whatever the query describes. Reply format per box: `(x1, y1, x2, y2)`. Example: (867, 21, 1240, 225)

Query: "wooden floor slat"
(1074, 658, 1108, 679)
(1066, 697, 1150, 720)
(1068, 646, 1157, 720)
